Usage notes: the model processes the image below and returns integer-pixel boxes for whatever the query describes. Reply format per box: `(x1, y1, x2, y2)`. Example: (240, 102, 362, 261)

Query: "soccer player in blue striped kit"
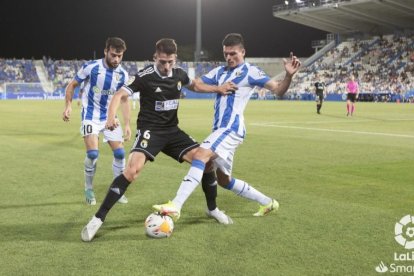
(63, 37, 130, 205)
(154, 33, 301, 221)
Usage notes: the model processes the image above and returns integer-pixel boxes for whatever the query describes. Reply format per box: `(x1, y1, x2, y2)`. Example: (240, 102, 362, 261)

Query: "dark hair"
(222, 33, 244, 48)
(105, 37, 127, 52)
(155, 38, 177, 55)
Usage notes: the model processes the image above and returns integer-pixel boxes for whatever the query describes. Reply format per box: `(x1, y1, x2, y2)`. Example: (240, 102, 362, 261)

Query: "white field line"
(253, 118, 414, 125)
(250, 122, 414, 139)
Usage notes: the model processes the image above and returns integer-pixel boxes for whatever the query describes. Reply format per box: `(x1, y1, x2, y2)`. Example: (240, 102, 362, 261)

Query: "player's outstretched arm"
(106, 88, 128, 131)
(265, 52, 301, 97)
(189, 78, 237, 95)
(119, 92, 131, 141)
(62, 79, 79, 122)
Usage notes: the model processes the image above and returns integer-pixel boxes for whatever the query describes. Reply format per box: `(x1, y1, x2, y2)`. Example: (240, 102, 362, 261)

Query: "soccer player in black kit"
(314, 76, 326, 114)
(81, 38, 237, 242)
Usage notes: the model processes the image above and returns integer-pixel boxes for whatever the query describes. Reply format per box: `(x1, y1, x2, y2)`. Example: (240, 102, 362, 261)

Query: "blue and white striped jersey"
(75, 59, 129, 122)
(201, 62, 270, 137)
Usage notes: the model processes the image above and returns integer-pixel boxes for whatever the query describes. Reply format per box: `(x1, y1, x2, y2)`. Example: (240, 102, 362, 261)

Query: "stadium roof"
(273, 0, 414, 35)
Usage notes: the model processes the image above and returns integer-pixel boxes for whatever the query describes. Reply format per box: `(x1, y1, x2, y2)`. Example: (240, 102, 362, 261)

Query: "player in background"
(314, 75, 326, 114)
(154, 33, 301, 221)
(80, 38, 237, 242)
(346, 74, 359, 116)
(62, 37, 131, 206)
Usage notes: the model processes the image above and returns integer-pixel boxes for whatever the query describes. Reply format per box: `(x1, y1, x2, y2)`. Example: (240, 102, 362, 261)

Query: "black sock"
(317, 104, 321, 112)
(95, 174, 131, 222)
(201, 171, 217, 211)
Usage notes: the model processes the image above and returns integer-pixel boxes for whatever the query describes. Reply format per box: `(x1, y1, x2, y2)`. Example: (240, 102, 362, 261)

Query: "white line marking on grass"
(250, 123, 414, 139)
(254, 118, 414, 125)
(255, 120, 372, 125)
(386, 118, 414, 121)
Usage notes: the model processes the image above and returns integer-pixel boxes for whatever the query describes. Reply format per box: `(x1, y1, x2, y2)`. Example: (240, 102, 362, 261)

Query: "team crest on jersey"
(115, 72, 121, 81)
(258, 70, 266, 77)
(235, 71, 242, 77)
(177, 81, 182, 91)
(140, 139, 148, 148)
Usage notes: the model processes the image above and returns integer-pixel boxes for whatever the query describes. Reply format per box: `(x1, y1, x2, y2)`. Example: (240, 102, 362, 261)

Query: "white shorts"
(80, 119, 124, 143)
(200, 128, 243, 176)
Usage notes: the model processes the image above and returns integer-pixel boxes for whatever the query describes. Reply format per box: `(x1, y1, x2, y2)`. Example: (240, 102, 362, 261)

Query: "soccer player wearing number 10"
(62, 37, 131, 206)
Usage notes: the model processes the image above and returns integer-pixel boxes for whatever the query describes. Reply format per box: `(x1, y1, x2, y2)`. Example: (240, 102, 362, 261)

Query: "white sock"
(227, 178, 271, 206)
(84, 157, 97, 190)
(172, 160, 205, 209)
(112, 158, 125, 178)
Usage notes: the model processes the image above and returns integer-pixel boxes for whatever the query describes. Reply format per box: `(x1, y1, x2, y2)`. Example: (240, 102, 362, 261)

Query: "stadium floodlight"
(295, 0, 304, 7)
(194, 0, 202, 62)
(284, 0, 289, 5)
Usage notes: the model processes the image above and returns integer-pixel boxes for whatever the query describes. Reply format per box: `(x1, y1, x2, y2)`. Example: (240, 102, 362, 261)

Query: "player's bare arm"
(189, 78, 237, 95)
(119, 93, 131, 141)
(77, 90, 83, 107)
(106, 88, 128, 130)
(62, 79, 79, 122)
(265, 52, 301, 97)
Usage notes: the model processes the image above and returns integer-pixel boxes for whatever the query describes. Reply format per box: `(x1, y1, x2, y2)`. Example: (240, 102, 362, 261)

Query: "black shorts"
(130, 127, 199, 162)
(315, 92, 324, 103)
(347, 93, 357, 102)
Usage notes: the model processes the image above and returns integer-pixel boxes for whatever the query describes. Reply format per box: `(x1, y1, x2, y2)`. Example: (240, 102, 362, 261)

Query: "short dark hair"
(105, 37, 127, 52)
(222, 33, 245, 48)
(155, 38, 177, 55)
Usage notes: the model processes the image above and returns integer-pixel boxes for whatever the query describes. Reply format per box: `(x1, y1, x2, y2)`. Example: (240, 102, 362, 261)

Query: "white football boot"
(206, 208, 233, 225)
(81, 216, 103, 242)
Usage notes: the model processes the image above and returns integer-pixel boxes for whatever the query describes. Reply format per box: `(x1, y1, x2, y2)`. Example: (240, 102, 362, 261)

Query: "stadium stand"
(287, 33, 414, 102)
(1, 0, 413, 101)
(271, 0, 414, 102)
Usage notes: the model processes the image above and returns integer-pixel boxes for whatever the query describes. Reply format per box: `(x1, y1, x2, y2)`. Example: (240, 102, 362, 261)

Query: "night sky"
(1, 0, 327, 61)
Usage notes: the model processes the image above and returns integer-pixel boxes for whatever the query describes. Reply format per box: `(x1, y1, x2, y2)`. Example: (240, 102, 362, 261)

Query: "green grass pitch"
(0, 99, 413, 275)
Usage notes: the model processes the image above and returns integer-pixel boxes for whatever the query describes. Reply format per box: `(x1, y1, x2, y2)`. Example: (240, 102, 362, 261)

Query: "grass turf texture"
(0, 100, 413, 275)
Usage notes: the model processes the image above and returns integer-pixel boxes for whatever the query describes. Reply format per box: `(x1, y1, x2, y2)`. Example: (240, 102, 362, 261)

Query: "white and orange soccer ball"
(144, 212, 174, 238)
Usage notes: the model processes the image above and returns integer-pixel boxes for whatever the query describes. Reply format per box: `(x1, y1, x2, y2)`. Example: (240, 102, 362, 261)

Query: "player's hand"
(123, 124, 131, 142)
(218, 81, 237, 95)
(283, 52, 301, 77)
(106, 117, 119, 131)
(62, 106, 72, 122)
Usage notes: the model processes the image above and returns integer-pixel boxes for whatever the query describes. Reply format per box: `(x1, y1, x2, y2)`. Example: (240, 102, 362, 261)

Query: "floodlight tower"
(194, 0, 202, 61)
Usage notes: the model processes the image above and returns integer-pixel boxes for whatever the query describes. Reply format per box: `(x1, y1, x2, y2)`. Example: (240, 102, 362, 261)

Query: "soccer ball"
(144, 212, 174, 238)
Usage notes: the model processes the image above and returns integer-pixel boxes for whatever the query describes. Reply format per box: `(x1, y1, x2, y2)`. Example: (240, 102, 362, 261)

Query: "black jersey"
(124, 65, 190, 129)
(314, 81, 325, 94)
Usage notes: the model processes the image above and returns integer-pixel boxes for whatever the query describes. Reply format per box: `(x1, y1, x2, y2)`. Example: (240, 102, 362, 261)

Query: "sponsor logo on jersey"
(155, 99, 179, 111)
(92, 86, 115, 95)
